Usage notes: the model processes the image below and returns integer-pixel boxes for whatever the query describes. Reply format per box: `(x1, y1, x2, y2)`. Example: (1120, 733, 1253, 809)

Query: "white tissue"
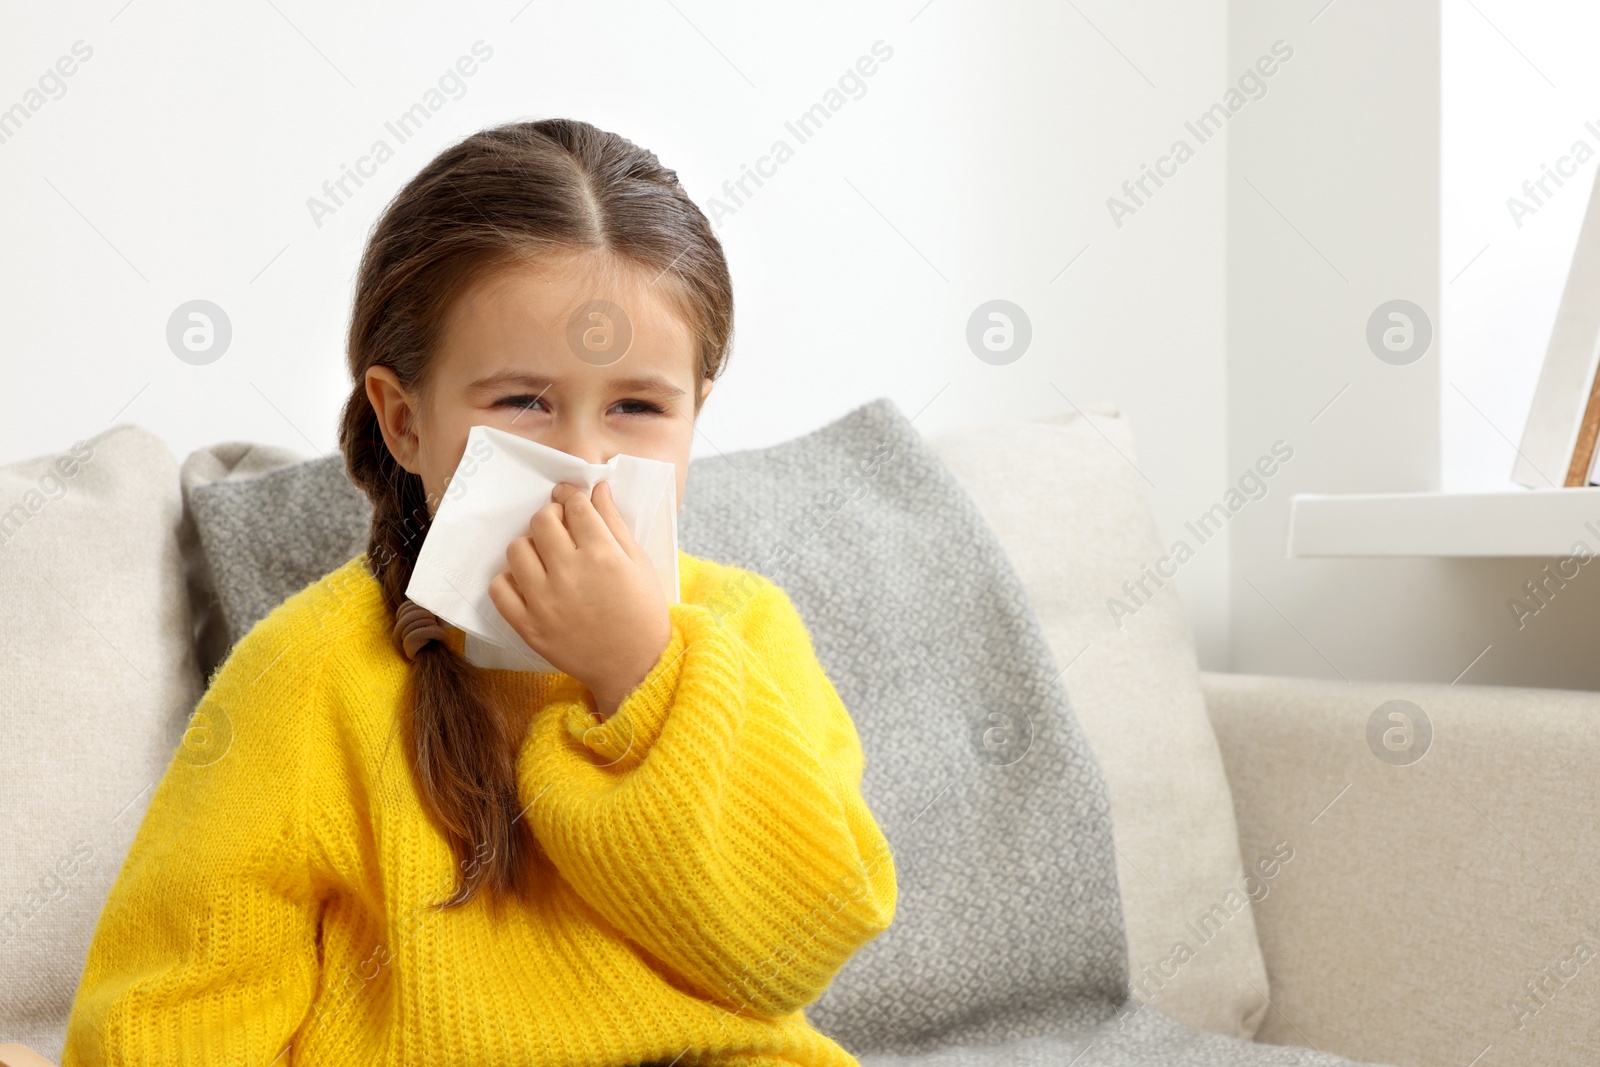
(405, 423, 680, 672)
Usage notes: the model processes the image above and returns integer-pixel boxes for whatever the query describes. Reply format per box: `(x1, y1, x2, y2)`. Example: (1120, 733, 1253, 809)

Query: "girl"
(60, 119, 897, 1067)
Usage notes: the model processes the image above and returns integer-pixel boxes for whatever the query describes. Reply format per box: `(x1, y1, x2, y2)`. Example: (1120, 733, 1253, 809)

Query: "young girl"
(60, 119, 897, 1067)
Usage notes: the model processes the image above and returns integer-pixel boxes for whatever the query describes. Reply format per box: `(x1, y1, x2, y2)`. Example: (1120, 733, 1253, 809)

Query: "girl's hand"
(488, 480, 671, 719)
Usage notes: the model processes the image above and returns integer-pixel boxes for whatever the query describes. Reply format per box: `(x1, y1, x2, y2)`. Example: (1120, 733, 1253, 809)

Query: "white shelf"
(1288, 488, 1600, 557)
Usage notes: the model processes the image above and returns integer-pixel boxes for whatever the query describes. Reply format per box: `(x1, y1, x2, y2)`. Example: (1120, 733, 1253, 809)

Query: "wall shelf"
(1287, 488, 1600, 557)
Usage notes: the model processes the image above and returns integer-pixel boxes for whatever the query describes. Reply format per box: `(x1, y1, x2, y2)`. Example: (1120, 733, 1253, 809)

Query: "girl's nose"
(543, 432, 606, 466)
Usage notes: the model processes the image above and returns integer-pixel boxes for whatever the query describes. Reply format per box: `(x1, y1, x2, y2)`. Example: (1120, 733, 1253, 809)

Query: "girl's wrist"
(590, 685, 625, 721)
(588, 631, 669, 720)
(589, 668, 645, 721)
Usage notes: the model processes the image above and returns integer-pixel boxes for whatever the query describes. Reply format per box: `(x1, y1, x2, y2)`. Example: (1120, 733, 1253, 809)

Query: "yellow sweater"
(61, 550, 896, 1066)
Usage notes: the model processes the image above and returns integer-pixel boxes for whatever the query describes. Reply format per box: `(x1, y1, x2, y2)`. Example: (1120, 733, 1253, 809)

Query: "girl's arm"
(517, 577, 897, 1021)
(59, 618, 331, 1067)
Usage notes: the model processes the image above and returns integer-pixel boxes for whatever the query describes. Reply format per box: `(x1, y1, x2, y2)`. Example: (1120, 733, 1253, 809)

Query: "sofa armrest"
(1201, 670, 1600, 1067)
(0, 1045, 59, 1067)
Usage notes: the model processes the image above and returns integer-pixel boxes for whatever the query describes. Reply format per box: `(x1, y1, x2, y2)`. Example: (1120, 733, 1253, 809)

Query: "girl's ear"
(365, 365, 424, 475)
(698, 376, 714, 407)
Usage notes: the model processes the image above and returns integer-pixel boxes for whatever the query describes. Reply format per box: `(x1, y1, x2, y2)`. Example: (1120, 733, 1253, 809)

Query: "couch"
(3, 403, 1597, 1066)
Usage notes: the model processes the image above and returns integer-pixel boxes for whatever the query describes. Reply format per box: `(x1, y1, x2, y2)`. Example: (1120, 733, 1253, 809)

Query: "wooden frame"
(1514, 165, 1600, 488)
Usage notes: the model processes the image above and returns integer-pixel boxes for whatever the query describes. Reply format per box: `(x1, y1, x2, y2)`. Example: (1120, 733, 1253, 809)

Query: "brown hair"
(336, 118, 734, 912)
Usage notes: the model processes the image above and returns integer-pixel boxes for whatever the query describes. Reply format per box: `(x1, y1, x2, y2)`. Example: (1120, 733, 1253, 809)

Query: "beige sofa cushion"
(925, 406, 1269, 1039)
(1205, 670, 1600, 1067)
(0, 425, 204, 1063)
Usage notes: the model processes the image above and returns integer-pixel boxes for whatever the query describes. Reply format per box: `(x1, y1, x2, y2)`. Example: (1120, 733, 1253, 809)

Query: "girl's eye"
(493, 396, 664, 416)
(496, 395, 547, 413)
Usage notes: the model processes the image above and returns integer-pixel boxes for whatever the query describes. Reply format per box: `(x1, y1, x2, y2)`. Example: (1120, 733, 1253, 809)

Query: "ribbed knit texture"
(58, 549, 896, 1067)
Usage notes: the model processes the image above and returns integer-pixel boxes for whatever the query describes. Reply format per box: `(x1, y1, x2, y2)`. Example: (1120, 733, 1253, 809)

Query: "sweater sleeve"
(516, 576, 897, 1021)
(59, 617, 329, 1067)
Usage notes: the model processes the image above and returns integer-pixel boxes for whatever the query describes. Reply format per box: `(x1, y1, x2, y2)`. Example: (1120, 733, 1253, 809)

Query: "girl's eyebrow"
(466, 370, 685, 399)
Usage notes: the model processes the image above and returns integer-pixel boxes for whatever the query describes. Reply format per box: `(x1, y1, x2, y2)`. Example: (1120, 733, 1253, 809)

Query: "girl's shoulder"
(677, 547, 767, 606)
(202, 552, 390, 711)
(241, 551, 387, 647)
(676, 548, 805, 638)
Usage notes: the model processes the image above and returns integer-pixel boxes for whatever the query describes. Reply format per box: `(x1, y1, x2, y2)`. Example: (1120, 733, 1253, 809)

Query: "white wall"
(1, 0, 1236, 666)
(11, 2, 1600, 688)
(1227, 0, 1600, 692)
(1442, 1, 1600, 493)
(1226, 0, 1446, 684)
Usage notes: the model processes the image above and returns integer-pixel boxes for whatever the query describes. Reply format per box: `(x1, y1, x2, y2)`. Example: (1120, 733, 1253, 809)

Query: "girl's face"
(366, 250, 712, 517)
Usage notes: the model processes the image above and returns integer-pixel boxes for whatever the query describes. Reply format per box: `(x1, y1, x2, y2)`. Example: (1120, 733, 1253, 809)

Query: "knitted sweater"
(60, 550, 897, 1066)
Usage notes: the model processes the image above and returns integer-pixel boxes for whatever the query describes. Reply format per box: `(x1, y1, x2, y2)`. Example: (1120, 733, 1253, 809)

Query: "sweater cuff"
(560, 602, 702, 773)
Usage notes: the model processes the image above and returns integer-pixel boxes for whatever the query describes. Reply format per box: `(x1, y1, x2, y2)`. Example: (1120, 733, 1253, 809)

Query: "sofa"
(3, 401, 1597, 1066)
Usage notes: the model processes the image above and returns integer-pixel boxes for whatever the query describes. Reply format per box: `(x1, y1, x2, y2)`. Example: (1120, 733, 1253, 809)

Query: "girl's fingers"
(488, 567, 527, 627)
(589, 481, 640, 558)
(526, 494, 577, 561)
(552, 482, 608, 549)
(488, 567, 517, 607)
(505, 530, 549, 594)
(556, 481, 633, 556)
(490, 563, 548, 649)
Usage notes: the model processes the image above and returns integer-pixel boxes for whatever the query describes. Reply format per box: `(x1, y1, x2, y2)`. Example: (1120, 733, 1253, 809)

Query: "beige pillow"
(924, 405, 1269, 1039)
(0, 425, 204, 1063)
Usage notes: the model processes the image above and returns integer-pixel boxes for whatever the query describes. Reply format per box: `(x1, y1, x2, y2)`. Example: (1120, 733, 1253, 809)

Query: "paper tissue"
(405, 423, 680, 672)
